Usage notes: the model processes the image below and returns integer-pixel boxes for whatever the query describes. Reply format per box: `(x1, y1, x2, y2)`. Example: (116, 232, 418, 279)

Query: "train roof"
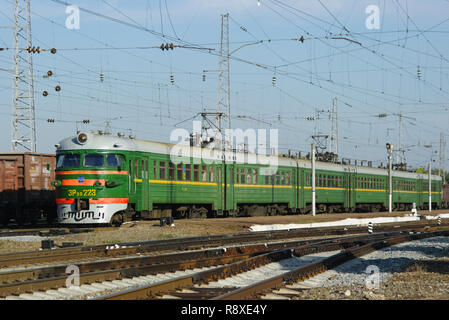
(56, 132, 442, 181)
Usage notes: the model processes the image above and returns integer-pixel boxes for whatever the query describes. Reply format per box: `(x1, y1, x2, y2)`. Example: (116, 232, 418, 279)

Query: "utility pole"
(311, 143, 316, 216)
(386, 143, 393, 213)
(397, 113, 404, 165)
(11, 0, 36, 152)
(440, 132, 446, 184)
(217, 13, 230, 151)
(429, 162, 432, 212)
(329, 97, 338, 157)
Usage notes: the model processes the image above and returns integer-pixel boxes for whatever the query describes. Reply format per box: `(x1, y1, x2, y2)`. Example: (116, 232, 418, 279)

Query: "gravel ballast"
(292, 236, 449, 300)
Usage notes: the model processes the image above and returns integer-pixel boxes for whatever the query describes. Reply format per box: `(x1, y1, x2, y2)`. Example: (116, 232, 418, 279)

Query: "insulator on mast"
(170, 74, 174, 84)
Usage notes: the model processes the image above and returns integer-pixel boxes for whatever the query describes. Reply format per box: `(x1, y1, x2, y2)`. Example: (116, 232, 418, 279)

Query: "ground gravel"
(293, 236, 449, 300)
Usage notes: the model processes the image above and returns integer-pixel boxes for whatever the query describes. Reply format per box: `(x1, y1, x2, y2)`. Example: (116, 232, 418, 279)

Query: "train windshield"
(56, 154, 81, 168)
(106, 154, 124, 167)
(84, 154, 104, 167)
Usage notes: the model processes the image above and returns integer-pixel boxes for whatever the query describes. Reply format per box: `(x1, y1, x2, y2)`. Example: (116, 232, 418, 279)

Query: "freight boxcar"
(0, 153, 56, 226)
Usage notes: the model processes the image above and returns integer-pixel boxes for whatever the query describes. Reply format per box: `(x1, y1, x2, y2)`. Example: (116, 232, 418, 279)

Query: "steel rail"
(213, 230, 449, 300)
(0, 231, 394, 297)
(0, 251, 254, 297)
(96, 231, 413, 300)
(0, 220, 444, 269)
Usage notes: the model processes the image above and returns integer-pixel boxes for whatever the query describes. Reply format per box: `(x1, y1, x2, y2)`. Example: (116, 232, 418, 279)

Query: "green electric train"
(54, 132, 443, 225)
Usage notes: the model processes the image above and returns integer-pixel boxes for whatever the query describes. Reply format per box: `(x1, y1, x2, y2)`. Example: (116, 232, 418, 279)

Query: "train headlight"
(77, 132, 88, 144)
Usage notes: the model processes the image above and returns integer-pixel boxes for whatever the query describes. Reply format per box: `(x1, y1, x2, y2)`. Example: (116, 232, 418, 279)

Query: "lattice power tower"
(11, 0, 36, 152)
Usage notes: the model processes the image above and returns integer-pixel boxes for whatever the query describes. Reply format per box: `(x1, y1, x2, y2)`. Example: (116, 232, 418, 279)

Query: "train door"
(344, 170, 354, 210)
(217, 165, 224, 211)
(134, 159, 142, 210)
(141, 159, 150, 211)
(295, 166, 300, 210)
(128, 159, 137, 206)
(417, 174, 423, 207)
(226, 163, 234, 212)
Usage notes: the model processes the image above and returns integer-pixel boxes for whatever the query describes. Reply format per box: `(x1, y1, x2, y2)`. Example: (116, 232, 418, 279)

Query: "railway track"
(0, 220, 444, 269)
(97, 228, 449, 300)
(0, 221, 447, 300)
(0, 231, 396, 299)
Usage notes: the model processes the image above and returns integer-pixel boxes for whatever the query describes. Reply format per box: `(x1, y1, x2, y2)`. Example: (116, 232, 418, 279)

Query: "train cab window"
(240, 169, 246, 184)
(57, 154, 81, 168)
(106, 154, 119, 167)
(275, 171, 280, 185)
(247, 169, 252, 184)
(265, 174, 269, 185)
(253, 169, 258, 184)
(160, 161, 166, 180)
(169, 162, 175, 180)
(194, 165, 199, 182)
(84, 154, 104, 167)
(186, 164, 191, 181)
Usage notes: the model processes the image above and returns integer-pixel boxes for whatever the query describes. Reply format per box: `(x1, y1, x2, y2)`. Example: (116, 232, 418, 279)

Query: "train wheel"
(111, 213, 124, 227)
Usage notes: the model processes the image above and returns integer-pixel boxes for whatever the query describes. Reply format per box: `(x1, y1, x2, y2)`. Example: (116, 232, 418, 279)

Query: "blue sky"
(0, 0, 448, 170)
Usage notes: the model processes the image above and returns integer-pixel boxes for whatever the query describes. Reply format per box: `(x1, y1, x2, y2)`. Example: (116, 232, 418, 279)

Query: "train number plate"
(67, 189, 96, 197)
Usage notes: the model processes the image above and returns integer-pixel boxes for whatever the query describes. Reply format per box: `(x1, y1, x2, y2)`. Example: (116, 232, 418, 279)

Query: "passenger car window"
(84, 154, 104, 167)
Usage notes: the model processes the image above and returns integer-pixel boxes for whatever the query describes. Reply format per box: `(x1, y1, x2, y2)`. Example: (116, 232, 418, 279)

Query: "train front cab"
(55, 151, 129, 225)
